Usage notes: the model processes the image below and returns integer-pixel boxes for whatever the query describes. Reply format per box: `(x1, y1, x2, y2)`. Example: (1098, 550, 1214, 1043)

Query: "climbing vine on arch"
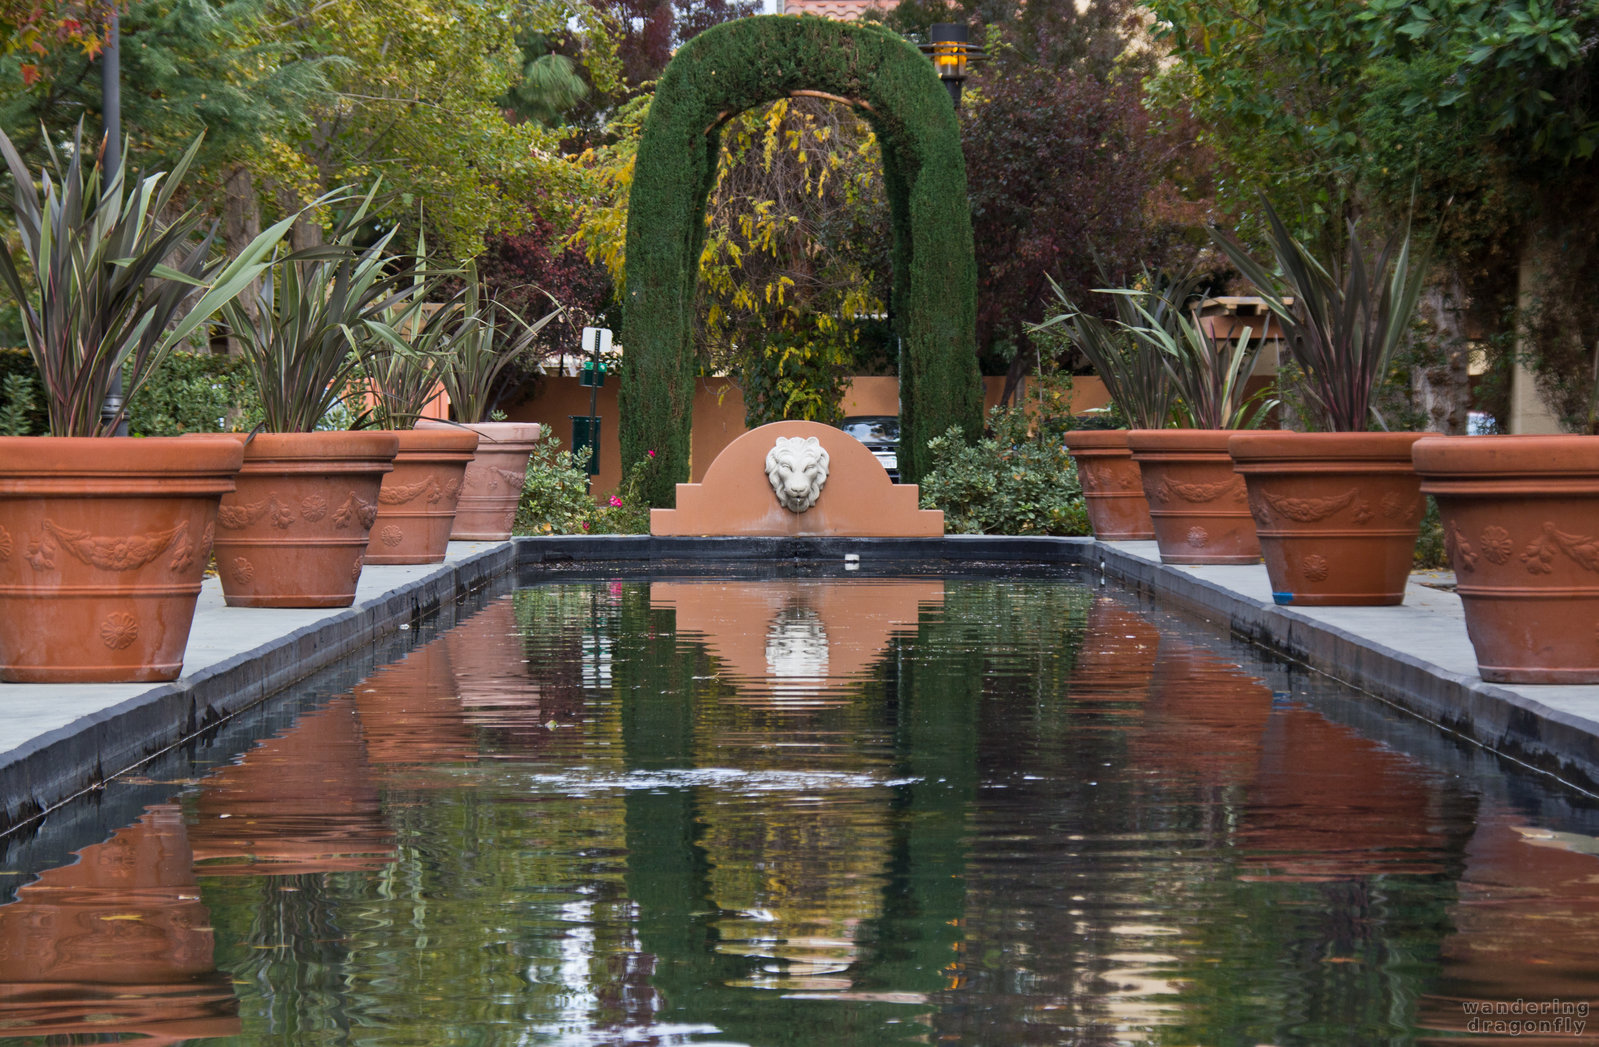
(620, 14, 981, 505)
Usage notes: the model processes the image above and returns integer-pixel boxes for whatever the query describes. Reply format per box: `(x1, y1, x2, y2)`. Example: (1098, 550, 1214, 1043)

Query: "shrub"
(514, 430, 656, 535)
(0, 347, 263, 436)
(919, 407, 1091, 536)
(126, 352, 264, 436)
(0, 370, 38, 436)
(0, 347, 46, 434)
(1414, 496, 1448, 570)
(515, 431, 602, 535)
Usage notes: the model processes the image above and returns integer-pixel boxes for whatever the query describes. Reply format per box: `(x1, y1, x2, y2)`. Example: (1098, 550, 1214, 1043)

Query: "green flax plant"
(1110, 294, 1276, 429)
(1031, 269, 1204, 429)
(434, 261, 562, 424)
(1213, 198, 1433, 432)
(221, 190, 415, 433)
(358, 235, 457, 430)
(0, 125, 294, 436)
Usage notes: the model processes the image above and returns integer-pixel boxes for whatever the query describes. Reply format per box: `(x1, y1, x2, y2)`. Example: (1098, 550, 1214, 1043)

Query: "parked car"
(842, 415, 899, 480)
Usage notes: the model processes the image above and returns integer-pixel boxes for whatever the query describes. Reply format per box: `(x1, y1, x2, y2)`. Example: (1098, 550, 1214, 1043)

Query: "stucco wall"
(506, 374, 1111, 498)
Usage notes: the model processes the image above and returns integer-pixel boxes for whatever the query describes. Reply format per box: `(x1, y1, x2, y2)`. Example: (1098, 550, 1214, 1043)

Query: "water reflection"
(189, 696, 394, 875)
(650, 579, 943, 706)
(0, 805, 239, 1042)
(4, 579, 1599, 1046)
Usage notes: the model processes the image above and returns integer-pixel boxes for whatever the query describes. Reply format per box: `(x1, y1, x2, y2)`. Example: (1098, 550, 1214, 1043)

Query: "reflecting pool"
(4, 570, 1599, 1046)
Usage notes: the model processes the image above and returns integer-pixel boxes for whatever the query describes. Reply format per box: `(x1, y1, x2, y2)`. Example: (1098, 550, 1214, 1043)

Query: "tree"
(0, 0, 115, 86)
(962, 66, 1210, 396)
(870, 0, 1218, 394)
(1148, 0, 1599, 432)
(568, 92, 891, 422)
(0, 0, 584, 266)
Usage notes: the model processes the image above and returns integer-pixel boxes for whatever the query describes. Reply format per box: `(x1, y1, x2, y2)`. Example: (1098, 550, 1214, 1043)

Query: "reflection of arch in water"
(0, 804, 240, 1043)
(649, 578, 944, 706)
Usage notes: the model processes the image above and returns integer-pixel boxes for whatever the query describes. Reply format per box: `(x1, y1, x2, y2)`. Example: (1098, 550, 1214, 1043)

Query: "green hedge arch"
(620, 14, 981, 505)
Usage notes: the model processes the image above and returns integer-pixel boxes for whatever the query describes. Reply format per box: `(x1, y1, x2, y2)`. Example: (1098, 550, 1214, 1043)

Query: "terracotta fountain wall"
(650, 420, 944, 537)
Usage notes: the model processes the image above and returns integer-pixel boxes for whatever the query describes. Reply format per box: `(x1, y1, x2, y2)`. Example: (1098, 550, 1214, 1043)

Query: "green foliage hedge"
(0, 347, 266, 436)
(919, 407, 1090, 536)
(514, 429, 653, 535)
(621, 15, 981, 505)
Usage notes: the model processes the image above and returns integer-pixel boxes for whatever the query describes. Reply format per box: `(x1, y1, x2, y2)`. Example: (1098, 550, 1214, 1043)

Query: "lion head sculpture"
(765, 436, 830, 513)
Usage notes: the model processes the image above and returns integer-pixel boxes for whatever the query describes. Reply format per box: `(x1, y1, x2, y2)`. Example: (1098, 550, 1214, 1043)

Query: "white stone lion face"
(765, 436, 830, 513)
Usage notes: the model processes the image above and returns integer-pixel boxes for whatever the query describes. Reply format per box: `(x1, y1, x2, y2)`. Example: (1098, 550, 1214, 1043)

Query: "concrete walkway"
(4, 534, 1599, 836)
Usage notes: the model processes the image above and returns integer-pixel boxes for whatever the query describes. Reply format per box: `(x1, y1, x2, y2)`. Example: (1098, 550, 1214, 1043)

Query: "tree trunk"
(1411, 270, 1472, 434)
(1509, 227, 1569, 434)
(221, 165, 262, 357)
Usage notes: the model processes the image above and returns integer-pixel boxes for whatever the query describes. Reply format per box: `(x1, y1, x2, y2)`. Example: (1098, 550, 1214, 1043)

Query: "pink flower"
(646, 449, 656, 458)
(609, 495, 624, 507)
(581, 521, 590, 531)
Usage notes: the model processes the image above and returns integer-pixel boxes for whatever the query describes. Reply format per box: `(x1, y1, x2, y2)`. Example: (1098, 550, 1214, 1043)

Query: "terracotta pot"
(364, 427, 480, 564)
(1229, 431, 1425, 606)
(1063, 430, 1155, 540)
(1126, 429, 1260, 564)
(1413, 435, 1599, 683)
(0, 435, 242, 683)
(415, 419, 540, 540)
(212, 430, 398, 608)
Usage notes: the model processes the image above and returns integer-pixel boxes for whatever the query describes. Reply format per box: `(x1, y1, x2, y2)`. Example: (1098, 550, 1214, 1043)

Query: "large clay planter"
(0, 435, 243, 683)
(364, 427, 480, 564)
(1064, 430, 1155, 540)
(1229, 431, 1425, 606)
(211, 430, 399, 608)
(415, 419, 540, 540)
(1413, 435, 1599, 683)
(1126, 429, 1260, 564)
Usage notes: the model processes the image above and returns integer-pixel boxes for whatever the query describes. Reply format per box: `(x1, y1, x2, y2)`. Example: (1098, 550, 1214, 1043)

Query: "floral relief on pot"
(1062, 431, 1155, 542)
(0, 435, 244, 683)
(363, 428, 479, 565)
(1230, 432, 1424, 607)
(210, 431, 398, 609)
(1127, 429, 1261, 566)
(1415, 434, 1599, 683)
(415, 420, 541, 541)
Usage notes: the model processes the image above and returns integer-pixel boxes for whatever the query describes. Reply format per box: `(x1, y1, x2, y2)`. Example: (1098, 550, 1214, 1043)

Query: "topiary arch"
(620, 14, 982, 506)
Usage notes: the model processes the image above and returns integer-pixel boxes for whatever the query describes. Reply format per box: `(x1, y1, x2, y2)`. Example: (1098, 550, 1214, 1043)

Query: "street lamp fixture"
(922, 23, 981, 107)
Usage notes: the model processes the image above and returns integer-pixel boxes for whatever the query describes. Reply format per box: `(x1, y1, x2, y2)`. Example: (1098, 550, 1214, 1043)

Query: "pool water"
(3, 572, 1599, 1046)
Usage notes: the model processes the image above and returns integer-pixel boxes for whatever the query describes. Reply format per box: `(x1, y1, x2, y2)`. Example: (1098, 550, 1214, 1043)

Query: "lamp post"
(100, 9, 129, 436)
